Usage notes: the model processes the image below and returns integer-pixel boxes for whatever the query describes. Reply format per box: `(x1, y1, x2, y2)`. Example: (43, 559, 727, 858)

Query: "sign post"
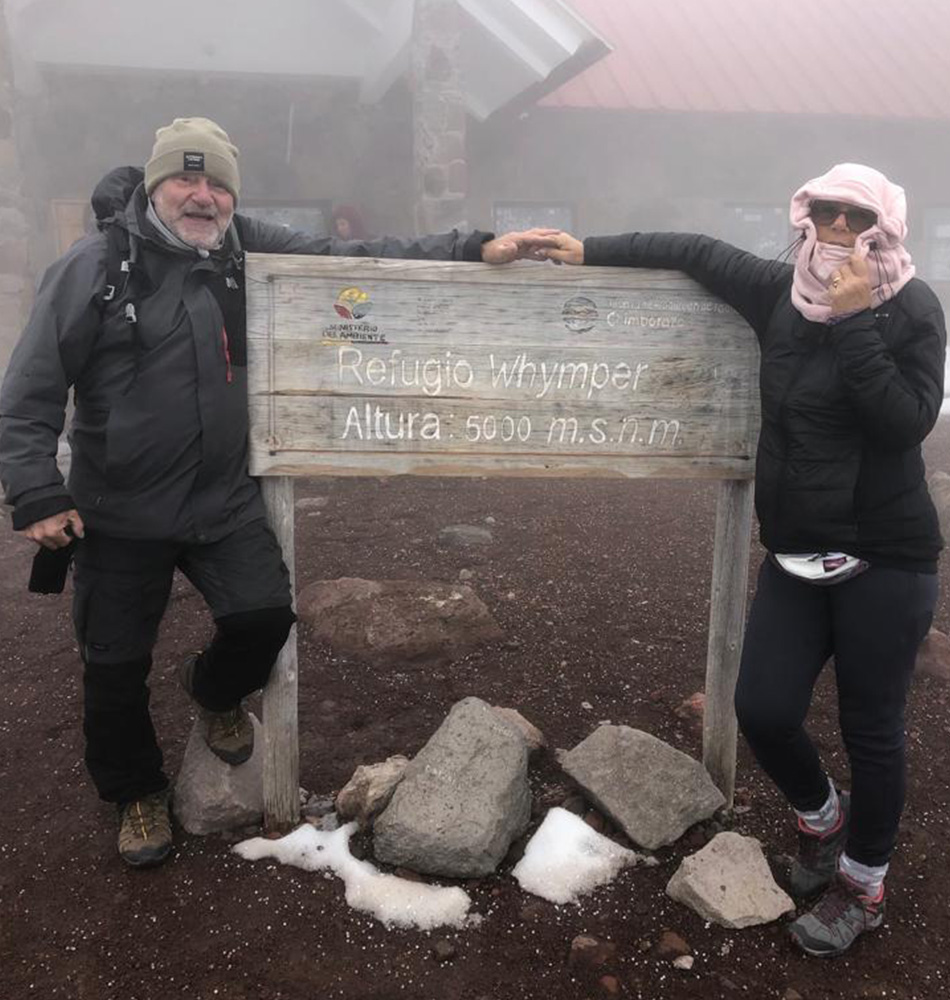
(247, 256, 759, 828)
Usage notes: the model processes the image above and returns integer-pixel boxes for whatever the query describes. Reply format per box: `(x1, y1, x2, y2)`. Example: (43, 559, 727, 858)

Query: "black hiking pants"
(734, 558, 936, 867)
(72, 520, 295, 804)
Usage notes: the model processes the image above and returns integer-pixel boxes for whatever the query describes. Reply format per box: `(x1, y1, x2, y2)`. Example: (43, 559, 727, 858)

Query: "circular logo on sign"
(334, 286, 372, 320)
(562, 295, 598, 333)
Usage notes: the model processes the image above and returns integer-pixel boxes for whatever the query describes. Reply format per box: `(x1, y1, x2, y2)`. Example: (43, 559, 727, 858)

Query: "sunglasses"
(809, 200, 878, 233)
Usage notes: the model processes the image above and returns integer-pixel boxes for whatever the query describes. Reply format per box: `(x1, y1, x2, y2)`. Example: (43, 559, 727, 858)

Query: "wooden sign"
(246, 256, 760, 480)
(245, 254, 760, 831)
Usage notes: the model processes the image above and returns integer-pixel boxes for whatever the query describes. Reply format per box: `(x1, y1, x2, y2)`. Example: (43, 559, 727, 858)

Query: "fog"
(2, 0, 950, 376)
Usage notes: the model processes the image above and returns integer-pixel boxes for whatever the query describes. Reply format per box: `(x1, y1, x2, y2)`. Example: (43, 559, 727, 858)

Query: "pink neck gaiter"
(789, 163, 915, 323)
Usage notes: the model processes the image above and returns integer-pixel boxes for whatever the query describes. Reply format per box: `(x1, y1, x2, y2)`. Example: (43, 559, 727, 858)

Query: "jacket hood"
(789, 162, 909, 249)
(90, 166, 145, 228)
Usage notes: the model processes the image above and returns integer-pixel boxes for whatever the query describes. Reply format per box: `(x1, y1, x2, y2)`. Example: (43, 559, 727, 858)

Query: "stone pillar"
(411, 0, 468, 235)
(0, 1, 31, 371)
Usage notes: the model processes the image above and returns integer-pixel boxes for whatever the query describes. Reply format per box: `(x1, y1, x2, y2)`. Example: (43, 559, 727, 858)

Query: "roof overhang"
(4, 0, 610, 119)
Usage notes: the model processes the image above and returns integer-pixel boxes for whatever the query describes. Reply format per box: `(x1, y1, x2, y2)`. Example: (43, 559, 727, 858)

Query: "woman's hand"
(538, 232, 585, 265)
(830, 254, 872, 316)
(481, 228, 562, 264)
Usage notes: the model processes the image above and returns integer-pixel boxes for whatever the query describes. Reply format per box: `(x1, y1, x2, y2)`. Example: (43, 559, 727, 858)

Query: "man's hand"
(536, 231, 585, 266)
(830, 254, 872, 316)
(23, 509, 85, 550)
(481, 228, 562, 264)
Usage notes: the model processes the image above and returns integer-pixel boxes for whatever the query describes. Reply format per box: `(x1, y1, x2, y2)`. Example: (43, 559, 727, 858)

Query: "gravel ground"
(2, 421, 949, 1000)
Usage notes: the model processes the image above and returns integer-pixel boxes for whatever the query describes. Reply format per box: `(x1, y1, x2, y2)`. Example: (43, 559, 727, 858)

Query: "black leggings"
(735, 559, 936, 867)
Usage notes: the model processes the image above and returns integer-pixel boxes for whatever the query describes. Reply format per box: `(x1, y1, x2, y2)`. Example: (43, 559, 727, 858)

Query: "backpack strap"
(98, 222, 141, 326)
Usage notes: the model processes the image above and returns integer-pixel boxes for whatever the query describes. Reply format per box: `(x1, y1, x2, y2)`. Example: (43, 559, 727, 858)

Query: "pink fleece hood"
(789, 162, 915, 322)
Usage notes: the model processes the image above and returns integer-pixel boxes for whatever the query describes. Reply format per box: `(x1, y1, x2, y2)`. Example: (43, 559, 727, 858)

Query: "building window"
(240, 201, 332, 236)
(924, 209, 950, 281)
(723, 204, 794, 260)
(493, 202, 573, 234)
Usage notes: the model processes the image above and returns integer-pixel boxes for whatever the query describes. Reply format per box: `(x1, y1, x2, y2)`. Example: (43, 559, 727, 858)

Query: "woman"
(544, 164, 945, 957)
(331, 204, 371, 241)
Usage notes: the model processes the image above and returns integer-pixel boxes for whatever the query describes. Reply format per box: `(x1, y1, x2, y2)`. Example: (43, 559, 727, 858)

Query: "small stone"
(485, 516, 496, 525)
(783, 990, 803, 1000)
(598, 975, 621, 996)
(432, 939, 456, 962)
(568, 935, 617, 970)
(302, 794, 336, 818)
(439, 524, 493, 547)
(307, 812, 340, 832)
(393, 867, 425, 882)
(583, 810, 606, 834)
(520, 901, 547, 922)
(561, 793, 587, 816)
(656, 930, 690, 958)
(637, 937, 652, 953)
(459, 569, 474, 581)
(492, 706, 546, 751)
(673, 955, 694, 971)
(674, 691, 705, 721)
(580, 701, 593, 711)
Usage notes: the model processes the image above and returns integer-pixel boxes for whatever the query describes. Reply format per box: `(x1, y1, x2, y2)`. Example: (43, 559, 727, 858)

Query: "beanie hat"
(145, 117, 240, 200)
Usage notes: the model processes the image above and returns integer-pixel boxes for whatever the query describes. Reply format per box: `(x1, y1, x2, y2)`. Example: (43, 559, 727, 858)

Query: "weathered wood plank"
(703, 479, 755, 804)
(246, 256, 760, 480)
(260, 476, 299, 832)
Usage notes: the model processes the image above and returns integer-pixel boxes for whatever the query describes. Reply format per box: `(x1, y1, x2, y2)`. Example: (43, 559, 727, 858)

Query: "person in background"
(0, 116, 556, 870)
(330, 204, 370, 241)
(542, 163, 945, 958)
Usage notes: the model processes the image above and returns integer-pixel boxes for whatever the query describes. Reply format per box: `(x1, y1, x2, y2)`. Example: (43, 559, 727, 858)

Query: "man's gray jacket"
(0, 173, 489, 540)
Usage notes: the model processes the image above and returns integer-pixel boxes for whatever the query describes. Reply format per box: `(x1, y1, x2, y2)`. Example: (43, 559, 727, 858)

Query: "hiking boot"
(179, 654, 254, 765)
(788, 873, 885, 957)
(117, 791, 172, 868)
(788, 791, 850, 898)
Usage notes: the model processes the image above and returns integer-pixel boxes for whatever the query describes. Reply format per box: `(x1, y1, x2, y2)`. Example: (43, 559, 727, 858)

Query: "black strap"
(99, 223, 134, 313)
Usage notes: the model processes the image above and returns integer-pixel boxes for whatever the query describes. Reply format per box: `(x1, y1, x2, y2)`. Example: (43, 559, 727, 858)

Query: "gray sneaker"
(179, 654, 254, 765)
(788, 791, 851, 898)
(788, 873, 885, 957)
(117, 791, 172, 868)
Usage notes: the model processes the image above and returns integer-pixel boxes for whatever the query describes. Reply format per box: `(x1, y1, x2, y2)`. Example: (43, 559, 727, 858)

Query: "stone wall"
(411, 0, 467, 235)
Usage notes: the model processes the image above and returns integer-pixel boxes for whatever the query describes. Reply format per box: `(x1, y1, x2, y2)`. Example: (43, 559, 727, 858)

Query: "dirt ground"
(2, 422, 949, 1000)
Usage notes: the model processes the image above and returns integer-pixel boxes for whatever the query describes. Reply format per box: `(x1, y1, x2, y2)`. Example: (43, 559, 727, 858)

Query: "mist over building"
(2, 0, 950, 373)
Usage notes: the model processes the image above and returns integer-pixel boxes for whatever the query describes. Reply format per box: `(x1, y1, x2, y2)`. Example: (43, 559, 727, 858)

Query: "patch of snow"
(512, 807, 640, 904)
(234, 822, 474, 931)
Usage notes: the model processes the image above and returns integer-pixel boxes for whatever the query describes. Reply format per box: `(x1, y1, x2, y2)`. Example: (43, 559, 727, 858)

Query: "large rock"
(560, 725, 725, 850)
(336, 755, 410, 827)
(915, 628, 950, 681)
(296, 578, 504, 667)
(173, 715, 264, 834)
(373, 697, 531, 876)
(666, 832, 794, 928)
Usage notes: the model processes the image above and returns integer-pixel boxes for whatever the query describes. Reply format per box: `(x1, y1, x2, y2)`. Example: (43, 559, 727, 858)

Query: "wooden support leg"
(702, 478, 754, 807)
(261, 476, 300, 832)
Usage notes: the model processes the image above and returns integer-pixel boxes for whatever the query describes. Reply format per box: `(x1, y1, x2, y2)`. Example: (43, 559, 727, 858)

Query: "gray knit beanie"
(145, 117, 240, 200)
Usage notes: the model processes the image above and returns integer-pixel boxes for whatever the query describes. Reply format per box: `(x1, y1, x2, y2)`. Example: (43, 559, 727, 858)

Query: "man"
(0, 117, 552, 868)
